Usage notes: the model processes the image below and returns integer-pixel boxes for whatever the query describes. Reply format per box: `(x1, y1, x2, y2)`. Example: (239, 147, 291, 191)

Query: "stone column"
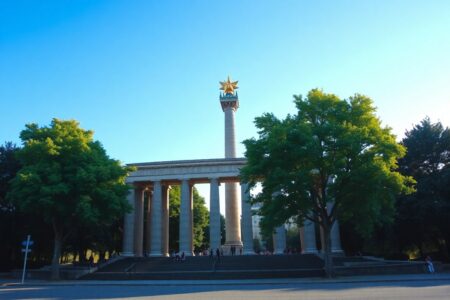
(331, 220, 344, 254)
(189, 184, 194, 253)
(273, 225, 286, 254)
(145, 190, 152, 255)
(149, 181, 162, 256)
(225, 182, 242, 247)
(300, 219, 318, 254)
(180, 179, 193, 255)
(122, 187, 136, 256)
(161, 184, 170, 257)
(209, 178, 221, 251)
(223, 105, 242, 248)
(224, 107, 237, 158)
(240, 182, 254, 254)
(134, 188, 145, 257)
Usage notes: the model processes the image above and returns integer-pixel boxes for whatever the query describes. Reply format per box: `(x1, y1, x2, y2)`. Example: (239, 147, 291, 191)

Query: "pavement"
(1, 272, 449, 287)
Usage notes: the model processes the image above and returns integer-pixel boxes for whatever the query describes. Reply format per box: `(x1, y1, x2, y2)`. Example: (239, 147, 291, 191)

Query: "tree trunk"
(322, 227, 334, 278)
(51, 228, 63, 280)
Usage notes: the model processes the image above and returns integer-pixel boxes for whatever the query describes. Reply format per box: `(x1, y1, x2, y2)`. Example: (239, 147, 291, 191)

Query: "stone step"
(82, 254, 325, 280)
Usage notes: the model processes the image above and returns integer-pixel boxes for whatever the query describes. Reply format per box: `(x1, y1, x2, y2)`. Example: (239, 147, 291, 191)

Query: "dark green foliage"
(286, 226, 301, 252)
(192, 188, 209, 250)
(168, 186, 181, 252)
(394, 118, 450, 260)
(0, 142, 26, 270)
(7, 119, 133, 279)
(241, 89, 414, 276)
(168, 185, 209, 252)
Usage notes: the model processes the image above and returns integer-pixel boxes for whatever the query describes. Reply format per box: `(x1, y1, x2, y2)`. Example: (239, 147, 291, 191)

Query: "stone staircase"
(82, 254, 433, 280)
(82, 254, 325, 280)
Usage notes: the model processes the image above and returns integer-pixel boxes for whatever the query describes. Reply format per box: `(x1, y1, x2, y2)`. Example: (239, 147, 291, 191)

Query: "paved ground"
(1, 273, 449, 299)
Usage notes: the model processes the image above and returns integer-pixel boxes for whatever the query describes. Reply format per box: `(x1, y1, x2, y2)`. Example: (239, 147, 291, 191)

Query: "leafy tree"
(240, 89, 414, 277)
(169, 186, 181, 251)
(395, 118, 450, 259)
(7, 119, 132, 279)
(0, 142, 21, 205)
(286, 225, 301, 252)
(168, 185, 209, 251)
(0, 142, 23, 270)
(192, 188, 209, 250)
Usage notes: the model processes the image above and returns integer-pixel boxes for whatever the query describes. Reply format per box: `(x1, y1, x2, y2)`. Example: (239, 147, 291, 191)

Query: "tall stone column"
(273, 225, 286, 254)
(122, 187, 136, 256)
(225, 182, 241, 247)
(209, 178, 221, 251)
(180, 179, 193, 255)
(224, 107, 237, 158)
(134, 188, 145, 257)
(223, 106, 241, 247)
(145, 190, 152, 255)
(161, 185, 170, 257)
(300, 219, 318, 254)
(220, 79, 242, 249)
(240, 183, 254, 254)
(149, 181, 162, 256)
(189, 184, 194, 253)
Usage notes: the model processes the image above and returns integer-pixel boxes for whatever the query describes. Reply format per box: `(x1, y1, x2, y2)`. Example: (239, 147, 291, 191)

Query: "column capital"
(209, 177, 221, 185)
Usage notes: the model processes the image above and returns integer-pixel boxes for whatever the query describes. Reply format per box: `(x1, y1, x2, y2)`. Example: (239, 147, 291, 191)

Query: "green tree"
(395, 118, 450, 259)
(168, 186, 181, 252)
(168, 185, 209, 251)
(240, 89, 414, 277)
(7, 119, 132, 279)
(0, 142, 23, 270)
(192, 188, 209, 250)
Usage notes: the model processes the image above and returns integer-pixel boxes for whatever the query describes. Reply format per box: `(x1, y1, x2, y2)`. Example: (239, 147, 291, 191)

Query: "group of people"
(229, 245, 241, 256)
(171, 251, 186, 262)
(209, 248, 222, 262)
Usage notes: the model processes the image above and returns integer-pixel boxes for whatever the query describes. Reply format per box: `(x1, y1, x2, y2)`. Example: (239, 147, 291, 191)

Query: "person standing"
(425, 256, 435, 273)
(216, 248, 221, 263)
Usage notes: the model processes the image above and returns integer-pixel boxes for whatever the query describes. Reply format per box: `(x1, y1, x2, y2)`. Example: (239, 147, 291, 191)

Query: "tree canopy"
(395, 118, 450, 259)
(7, 119, 132, 279)
(240, 89, 414, 276)
(168, 185, 209, 251)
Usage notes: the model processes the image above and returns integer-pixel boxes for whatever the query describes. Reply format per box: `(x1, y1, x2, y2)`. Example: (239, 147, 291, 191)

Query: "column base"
(302, 249, 319, 254)
(222, 242, 243, 256)
(148, 252, 163, 257)
(121, 252, 135, 257)
(179, 250, 194, 256)
(331, 249, 345, 255)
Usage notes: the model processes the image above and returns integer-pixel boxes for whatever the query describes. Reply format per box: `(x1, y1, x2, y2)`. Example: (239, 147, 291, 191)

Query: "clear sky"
(1, 1, 449, 209)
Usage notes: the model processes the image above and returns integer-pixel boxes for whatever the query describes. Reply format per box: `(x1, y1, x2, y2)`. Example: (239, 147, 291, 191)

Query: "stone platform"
(81, 254, 325, 280)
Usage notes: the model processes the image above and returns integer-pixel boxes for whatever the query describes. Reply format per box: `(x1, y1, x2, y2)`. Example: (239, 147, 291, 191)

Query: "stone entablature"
(126, 158, 247, 184)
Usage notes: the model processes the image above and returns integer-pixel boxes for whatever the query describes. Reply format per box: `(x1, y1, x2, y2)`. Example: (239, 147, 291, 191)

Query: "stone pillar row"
(122, 179, 255, 257)
(122, 180, 343, 257)
(299, 217, 343, 254)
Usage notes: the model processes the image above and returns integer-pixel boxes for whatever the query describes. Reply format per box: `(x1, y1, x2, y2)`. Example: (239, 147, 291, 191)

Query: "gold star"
(220, 76, 239, 94)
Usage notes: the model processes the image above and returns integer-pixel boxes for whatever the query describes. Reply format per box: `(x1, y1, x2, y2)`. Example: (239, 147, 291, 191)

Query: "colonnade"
(122, 179, 343, 257)
(122, 179, 254, 257)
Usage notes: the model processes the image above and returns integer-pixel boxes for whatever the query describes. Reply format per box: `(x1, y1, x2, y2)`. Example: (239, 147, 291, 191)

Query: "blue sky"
(1, 1, 449, 171)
